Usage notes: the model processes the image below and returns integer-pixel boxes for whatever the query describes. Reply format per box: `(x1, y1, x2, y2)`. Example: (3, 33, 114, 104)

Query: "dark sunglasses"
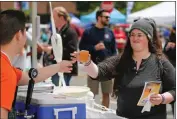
(101, 16, 110, 19)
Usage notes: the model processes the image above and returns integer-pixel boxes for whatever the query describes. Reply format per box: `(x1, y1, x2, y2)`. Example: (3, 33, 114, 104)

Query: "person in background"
(79, 9, 117, 108)
(25, 27, 52, 59)
(12, 48, 26, 71)
(163, 25, 176, 116)
(113, 24, 127, 54)
(70, 23, 84, 41)
(43, 6, 78, 86)
(163, 28, 170, 44)
(72, 18, 175, 119)
(164, 25, 176, 67)
(0, 10, 74, 118)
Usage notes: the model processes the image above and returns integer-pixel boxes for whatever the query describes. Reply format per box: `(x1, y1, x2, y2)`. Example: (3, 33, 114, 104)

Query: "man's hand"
(43, 46, 53, 54)
(58, 60, 75, 73)
(166, 42, 176, 50)
(111, 89, 118, 99)
(95, 42, 105, 51)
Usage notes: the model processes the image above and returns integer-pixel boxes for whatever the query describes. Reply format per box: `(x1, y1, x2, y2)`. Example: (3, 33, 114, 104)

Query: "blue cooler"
(15, 92, 86, 119)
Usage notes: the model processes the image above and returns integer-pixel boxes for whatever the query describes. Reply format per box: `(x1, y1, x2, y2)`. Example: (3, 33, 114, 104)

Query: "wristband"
(84, 59, 91, 66)
(160, 94, 165, 104)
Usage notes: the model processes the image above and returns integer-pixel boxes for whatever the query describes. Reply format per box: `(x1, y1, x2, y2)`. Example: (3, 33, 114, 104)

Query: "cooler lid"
(18, 82, 54, 92)
(17, 92, 86, 105)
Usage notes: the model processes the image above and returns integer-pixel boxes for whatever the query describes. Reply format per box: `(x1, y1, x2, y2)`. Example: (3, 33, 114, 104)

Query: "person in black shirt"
(79, 9, 117, 108)
(43, 6, 78, 86)
(163, 25, 176, 117)
(164, 25, 176, 67)
(72, 18, 175, 119)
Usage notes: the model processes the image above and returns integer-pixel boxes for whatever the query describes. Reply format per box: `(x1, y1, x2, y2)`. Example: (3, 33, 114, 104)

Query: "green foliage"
(131, 1, 161, 13)
(76, 1, 101, 15)
(114, 2, 161, 15)
(114, 1, 127, 14)
(76, 1, 90, 13)
(23, 10, 30, 16)
(76, 1, 161, 15)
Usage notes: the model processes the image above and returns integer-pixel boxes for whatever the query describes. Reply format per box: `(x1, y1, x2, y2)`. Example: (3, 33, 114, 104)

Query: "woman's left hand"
(150, 94, 163, 105)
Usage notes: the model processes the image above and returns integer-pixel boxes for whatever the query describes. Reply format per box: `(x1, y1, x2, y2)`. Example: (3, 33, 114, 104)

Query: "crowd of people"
(0, 6, 176, 119)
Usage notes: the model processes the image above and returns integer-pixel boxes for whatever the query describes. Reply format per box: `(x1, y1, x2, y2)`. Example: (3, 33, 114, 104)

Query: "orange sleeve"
(1, 55, 22, 111)
(1, 69, 15, 111)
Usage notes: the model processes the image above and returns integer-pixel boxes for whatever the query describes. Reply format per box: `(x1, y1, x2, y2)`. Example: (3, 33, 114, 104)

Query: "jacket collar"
(58, 23, 70, 35)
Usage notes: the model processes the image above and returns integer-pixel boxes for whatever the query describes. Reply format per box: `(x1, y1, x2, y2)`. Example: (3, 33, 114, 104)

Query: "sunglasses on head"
(101, 16, 110, 19)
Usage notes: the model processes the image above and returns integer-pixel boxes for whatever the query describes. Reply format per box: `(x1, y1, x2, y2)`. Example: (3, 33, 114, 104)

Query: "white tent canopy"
(127, 2, 175, 25)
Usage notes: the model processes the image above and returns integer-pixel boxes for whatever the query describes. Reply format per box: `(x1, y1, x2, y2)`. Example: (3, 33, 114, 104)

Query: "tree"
(76, 2, 90, 13)
(75, 1, 161, 15)
(76, 1, 101, 15)
(131, 1, 161, 13)
(114, 2, 127, 14)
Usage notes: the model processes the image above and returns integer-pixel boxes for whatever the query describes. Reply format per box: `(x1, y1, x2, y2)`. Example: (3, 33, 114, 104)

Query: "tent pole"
(31, 2, 37, 68)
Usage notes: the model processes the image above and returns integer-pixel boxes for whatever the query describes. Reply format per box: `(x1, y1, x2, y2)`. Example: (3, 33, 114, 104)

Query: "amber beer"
(79, 50, 89, 63)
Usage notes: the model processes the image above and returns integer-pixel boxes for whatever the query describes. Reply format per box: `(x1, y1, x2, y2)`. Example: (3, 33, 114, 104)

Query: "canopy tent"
(127, 2, 175, 25)
(69, 13, 83, 27)
(80, 8, 126, 24)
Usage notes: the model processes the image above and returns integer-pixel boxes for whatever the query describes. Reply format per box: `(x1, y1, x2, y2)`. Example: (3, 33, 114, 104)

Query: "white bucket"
(53, 86, 90, 98)
(85, 91, 94, 108)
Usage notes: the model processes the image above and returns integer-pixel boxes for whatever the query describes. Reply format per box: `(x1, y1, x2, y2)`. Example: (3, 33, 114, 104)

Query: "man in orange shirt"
(0, 10, 75, 118)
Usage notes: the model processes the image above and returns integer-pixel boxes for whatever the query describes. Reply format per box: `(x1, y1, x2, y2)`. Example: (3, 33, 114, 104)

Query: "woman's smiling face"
(129, 29, 149, 52)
